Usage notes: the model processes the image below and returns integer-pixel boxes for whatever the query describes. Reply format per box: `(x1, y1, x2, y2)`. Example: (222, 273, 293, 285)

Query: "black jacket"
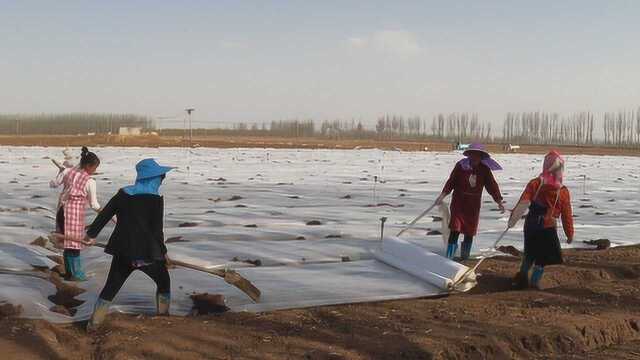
(87, 189, 166, 261)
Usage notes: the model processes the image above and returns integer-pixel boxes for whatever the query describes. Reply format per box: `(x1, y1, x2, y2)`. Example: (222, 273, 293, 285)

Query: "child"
(436, 143, 505, 260)
(513, 150, 574, 289)
(85, 158, 174, 330)
(51, 147, 101, 281)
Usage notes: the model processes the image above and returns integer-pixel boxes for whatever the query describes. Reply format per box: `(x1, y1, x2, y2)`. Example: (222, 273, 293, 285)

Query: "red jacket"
(518, 178, 574, 239)
(442, 161, 503, 236)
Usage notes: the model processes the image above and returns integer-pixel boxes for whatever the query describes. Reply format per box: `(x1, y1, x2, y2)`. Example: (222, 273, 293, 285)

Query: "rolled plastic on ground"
(374, 236, 476, 292)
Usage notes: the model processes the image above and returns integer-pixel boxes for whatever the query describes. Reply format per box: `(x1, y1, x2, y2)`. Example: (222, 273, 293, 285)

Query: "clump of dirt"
(30, 236, 49, 247)
(296, 236, 306, 240)
(50, 305, 74, 317)
(583, 239, 611, 250)
(166, 236, 188, 243)
(365, 203, 405, 208)
(306, 220, 323, 226)
(47, 273, 86, 309)
(190, 293, 230, 315)
(0, 302, 23, 318)
(228, 195, 243, 201)
(231, 257, 262, 266)
(179, 222, 200, 228)
(497, 245, 522, 257)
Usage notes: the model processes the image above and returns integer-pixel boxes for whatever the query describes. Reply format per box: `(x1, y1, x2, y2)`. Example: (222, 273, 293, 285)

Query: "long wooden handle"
(396, 202, 438, 237)
(170, 259, 261, 303)
(453, 227, 510, 289)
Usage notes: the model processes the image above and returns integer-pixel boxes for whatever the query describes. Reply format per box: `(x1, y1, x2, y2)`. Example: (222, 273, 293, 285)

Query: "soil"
(0, 245, 639, 359)
(1, 134, 639, 156)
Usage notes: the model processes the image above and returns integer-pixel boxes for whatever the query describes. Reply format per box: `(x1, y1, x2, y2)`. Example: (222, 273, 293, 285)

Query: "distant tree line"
(603, 109, 640, 146)
(0, 113, 154, 135)
(502, 112, 596, 145)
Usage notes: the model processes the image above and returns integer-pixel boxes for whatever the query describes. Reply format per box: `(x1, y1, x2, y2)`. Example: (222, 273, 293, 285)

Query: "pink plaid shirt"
(62, 167, 91, 250)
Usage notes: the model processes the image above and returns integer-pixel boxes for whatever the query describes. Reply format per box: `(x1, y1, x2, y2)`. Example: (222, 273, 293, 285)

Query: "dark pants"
(56, 207, 65, 234)
(99, 257, 171, 301)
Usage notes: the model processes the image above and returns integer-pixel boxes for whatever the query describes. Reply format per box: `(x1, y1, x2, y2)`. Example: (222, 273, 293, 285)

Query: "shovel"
(169, 259, 261, 303)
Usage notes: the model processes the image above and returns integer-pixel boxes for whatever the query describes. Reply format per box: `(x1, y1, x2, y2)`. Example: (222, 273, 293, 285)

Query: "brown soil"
(1, 245, 640, 359)
(1, 134, 639, 156)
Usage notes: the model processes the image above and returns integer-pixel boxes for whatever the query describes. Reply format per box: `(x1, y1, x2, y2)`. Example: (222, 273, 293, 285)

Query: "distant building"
(118, 127, 142, 136)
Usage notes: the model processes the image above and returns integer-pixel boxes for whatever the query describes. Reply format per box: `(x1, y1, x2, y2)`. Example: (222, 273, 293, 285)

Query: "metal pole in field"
(185, 108, 195, 148)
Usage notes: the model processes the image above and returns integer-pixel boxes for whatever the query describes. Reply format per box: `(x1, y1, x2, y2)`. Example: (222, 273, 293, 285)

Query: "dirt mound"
(190, 293, 230, 315)
(0, 303, 22, 318)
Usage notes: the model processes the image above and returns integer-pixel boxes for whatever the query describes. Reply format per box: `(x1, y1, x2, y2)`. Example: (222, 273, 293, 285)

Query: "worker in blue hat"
(85, 158, 175, 330)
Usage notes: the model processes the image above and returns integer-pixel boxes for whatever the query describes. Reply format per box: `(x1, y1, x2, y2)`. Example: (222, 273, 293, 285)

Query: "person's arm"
(484, 167, 505, 211)
(86, 191, 120, 239)
(436, 164, 459, 204)
(85, 179, 101, 212)
(560, 188, 574, 243)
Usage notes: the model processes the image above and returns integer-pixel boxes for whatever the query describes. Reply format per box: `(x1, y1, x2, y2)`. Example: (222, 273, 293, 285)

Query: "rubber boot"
(87, 298, 111, 331)
(512, 257, 532, 289)
(446, 243, 458, 259)
(460, 239, 473, 260)
(69, 255, 87, 282)
(62, 252, 73, 280)
(156, 293, 171, 316)
(530, 266, 545, 290)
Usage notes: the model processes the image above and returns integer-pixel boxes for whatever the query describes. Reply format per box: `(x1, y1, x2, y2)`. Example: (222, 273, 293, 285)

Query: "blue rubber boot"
(530, 265, 545, 290)
(63, 252, 74, 279)
(69, 255, 87, 281)
(157, 293, 171, 316)
(446, 243, 458, 259)
(460, 240, 473, 260)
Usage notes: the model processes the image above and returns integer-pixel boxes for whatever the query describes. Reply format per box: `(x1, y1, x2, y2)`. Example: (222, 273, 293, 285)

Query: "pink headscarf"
(541, 150, 564, 188)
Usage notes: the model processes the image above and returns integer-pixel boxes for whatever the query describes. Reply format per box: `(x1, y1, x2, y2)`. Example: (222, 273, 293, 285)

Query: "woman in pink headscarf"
(512, 150, 574, 290)
(436, 143, 505, 260)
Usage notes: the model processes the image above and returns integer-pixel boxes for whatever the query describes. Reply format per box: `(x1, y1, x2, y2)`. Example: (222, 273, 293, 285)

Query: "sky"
(1, 0, 639, 128)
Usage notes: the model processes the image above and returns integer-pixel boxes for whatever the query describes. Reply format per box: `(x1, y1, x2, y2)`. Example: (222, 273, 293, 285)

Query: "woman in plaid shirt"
(54, 147, 101, 281)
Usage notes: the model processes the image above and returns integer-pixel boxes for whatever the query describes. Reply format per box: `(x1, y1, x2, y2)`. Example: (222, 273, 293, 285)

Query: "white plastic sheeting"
(375, 236, 476, 292)
(0, 146, 635, 322)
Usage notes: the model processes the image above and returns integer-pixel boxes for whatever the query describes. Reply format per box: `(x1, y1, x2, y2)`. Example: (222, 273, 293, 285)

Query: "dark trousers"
(99, 257, 171, 301)
(56, 207, 65, 234)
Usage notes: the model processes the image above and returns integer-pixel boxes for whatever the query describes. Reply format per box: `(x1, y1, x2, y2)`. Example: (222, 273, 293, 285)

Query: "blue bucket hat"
(135, 158, 174, 181)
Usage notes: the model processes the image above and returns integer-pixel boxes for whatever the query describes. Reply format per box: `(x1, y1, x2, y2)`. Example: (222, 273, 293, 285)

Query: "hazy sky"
(1, 1, 639, 128)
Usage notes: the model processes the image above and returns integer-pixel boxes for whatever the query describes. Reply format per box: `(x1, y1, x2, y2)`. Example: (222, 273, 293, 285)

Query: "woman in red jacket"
(436, 143, 505, 260)
(513, 150, 574, 289)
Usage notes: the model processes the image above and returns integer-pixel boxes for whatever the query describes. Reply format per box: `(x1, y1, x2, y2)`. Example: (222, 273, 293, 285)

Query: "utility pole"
(185, 108, 195, 148)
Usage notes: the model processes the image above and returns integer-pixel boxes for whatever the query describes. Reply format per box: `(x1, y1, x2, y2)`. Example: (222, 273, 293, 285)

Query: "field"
(1, 246, 640, 359)
(1, 134, 640, 156)
(0, 145, 639, 359)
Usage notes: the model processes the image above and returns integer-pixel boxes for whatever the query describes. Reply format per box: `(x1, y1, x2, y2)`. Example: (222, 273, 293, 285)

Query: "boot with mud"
(530, 265, 545, 290)
(156, 293, 170, 316)
(512, 256, 532, 289)
(87, 298, 111, 332)
(512, 271, 529, 290)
